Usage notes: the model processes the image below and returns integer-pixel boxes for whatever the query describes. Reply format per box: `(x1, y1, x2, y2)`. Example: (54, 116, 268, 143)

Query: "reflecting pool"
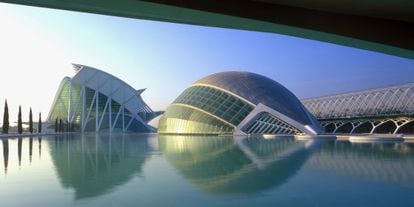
(1, 134, 414, 206)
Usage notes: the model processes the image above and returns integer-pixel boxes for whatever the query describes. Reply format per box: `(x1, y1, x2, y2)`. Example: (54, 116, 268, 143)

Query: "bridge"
(302, 83, 414, 134)
(3, 0, 414, 59)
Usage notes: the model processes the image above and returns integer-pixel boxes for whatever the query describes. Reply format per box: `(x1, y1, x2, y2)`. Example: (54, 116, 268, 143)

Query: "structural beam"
(3, 0, 414, 59)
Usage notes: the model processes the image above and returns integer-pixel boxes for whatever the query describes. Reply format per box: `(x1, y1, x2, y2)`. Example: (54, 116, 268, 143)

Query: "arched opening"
(373, 121, 397, 134)
(324, 123, 336, 133)
(335, 123, 353, 133)
(352, 122, 373, 134)
(396, 120, 414, 134)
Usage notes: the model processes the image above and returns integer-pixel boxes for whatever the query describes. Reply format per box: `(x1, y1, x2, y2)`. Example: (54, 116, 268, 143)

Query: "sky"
(0, 2, 414, 123)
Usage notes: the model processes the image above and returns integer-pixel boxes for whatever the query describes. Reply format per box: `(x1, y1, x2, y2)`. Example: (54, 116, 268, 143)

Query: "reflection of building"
(158, 135, 313, 194)
(49, 134, 151, 199)
(306, 142, 414, 186)
(159, 136, 414, 194)
(47, 64, 162, 132)
(158, 72, 322, 136)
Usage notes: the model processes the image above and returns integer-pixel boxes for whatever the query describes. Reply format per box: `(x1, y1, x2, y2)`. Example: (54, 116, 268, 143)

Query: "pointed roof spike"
(136, 88, 146, 95)
(72, 63, 84, 72)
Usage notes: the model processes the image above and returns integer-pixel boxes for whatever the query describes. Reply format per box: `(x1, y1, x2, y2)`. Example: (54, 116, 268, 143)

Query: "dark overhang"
(3, 0, 414, 59)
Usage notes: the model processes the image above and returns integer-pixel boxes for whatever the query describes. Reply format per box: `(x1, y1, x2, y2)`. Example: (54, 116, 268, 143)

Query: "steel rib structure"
(48, 64, 161, 132)
(302, 83, 414, 134)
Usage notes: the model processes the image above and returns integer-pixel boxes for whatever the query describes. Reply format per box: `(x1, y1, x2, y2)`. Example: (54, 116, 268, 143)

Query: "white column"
(81, 86, 86, 132)
(95, 91, 99, 132)
(122, 106, 125, 132)
(68, 81, 72, 124)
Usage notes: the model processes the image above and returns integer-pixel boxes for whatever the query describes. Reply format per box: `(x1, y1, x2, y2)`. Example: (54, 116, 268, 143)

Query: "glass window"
(172, 85, 254, 126)
(158, 104, 234, 135)
(243, 112, 300, 134)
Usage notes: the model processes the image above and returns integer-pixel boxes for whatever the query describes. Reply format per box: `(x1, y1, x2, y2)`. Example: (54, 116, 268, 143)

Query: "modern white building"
(302, 83, 414, 134)
(158, 71, 322, 136)
(47, 64, 162, 132)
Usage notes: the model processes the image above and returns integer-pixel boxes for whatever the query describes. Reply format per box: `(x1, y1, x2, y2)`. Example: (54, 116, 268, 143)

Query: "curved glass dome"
(158, 71, 322, 135)
(195, 71, 313, 125)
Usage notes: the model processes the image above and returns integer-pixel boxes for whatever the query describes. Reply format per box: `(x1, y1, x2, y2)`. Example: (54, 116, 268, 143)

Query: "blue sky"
(0, 2, 414, 122)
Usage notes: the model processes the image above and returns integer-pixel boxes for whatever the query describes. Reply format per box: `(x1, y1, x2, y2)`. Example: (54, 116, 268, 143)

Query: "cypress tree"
(59, 119, 63, 133)
(38, 113, 42, 133)
(29, 107, 33, 134)
(17, 105, 22, 134)
(2, 99, 9, 134)
(55, 118, 58, 132)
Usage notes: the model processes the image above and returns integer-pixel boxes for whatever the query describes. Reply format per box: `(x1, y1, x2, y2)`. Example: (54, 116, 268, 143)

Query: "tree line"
(1, 100, 42, 135)
(54, 118, 70, 133)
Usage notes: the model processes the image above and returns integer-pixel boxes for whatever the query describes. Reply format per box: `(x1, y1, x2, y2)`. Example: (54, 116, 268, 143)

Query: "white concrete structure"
(48, 64, 161, 132)
(302, 83, 414, 134)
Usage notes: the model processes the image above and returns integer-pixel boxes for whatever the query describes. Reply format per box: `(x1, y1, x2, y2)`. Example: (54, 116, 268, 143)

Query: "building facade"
(47, 64, 162, 132)
(158, 71, 322, 136)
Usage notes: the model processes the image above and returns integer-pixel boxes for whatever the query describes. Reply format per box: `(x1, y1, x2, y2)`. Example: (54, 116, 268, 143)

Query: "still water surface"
(1, 134, 414, 206)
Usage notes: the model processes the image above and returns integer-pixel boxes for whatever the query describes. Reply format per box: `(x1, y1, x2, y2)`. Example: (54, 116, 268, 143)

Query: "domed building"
(158, 71, 322, 136)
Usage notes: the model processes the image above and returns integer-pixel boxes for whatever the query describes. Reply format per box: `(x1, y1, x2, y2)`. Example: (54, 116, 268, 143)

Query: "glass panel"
(173, 85, 253, 126)
(243, 112, 300, 135)
(98, 92, 108, 113)
(158, 105, 234, 135)
(48, 79, 71, 124)
(85, 87, 96, 118)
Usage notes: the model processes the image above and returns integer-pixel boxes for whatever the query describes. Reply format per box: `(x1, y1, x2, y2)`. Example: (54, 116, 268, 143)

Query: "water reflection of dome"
(158, 135, 315, 195)
(49, 134, 151, 199)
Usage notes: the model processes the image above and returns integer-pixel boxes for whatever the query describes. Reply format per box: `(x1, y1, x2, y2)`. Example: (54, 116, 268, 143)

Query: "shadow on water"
(48, 133, 152, 199)
(158, 135, 318, 195)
